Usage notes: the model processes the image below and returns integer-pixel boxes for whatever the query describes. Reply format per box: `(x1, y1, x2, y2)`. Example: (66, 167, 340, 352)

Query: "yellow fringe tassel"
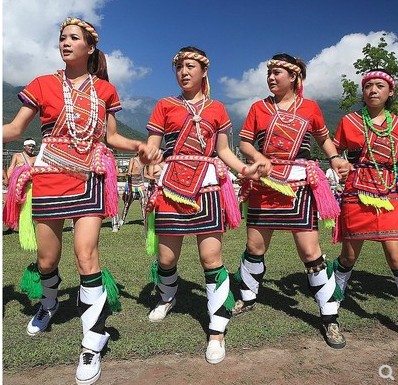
(19, 183, 37, 251)
(260, 177, 296, 197)
(358, 193, 394, 212)
(163, 187, 200, 211)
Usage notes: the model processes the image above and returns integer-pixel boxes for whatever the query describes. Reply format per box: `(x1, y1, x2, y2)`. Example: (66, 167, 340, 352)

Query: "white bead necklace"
(63, 72, 99, 153)
(181, 95, 207, 149)
(273, 96, 297, 124)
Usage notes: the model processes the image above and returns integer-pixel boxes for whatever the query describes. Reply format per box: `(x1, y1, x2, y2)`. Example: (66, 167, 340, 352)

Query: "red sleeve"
(146, 99, 166, 134)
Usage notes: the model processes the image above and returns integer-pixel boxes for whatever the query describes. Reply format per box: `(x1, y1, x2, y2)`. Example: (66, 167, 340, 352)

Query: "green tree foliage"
(340, 35, 398, 113)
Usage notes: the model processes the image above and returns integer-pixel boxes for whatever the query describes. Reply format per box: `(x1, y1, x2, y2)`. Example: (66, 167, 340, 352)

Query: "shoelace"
(82, 352, 95, 365)
(36, 307, 48, 321)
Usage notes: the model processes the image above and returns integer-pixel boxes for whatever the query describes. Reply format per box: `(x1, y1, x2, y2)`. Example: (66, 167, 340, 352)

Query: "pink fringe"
(219, 164, 241, 229)
(306, 161, 340, 221)
(103, 151, 118, 217)
(3, 164, 31, 229)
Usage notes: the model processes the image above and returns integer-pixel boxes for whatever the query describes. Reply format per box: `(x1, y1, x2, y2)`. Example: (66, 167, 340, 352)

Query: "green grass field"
(3, 204, 397, 372)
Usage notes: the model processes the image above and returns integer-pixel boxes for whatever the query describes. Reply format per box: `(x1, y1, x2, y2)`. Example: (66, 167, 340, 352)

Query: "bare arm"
(216, 132, 269, 180)
(316, 135, 350, 180)
(106, 114, 162, 164)
(239, 138, 272, 177)
(3, 105, 37, 143)
(7, 154, 20, 178)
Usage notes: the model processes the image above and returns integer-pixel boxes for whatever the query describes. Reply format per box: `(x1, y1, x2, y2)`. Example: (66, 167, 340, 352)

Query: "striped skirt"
(247, 184, 318, 231)
(32, 172, 105, 220)
(154, 189, 225, 235)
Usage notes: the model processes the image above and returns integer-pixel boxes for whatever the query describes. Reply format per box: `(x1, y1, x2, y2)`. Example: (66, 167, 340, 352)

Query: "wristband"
(328, 154, 341, 162)
(241, 166, 247, 176)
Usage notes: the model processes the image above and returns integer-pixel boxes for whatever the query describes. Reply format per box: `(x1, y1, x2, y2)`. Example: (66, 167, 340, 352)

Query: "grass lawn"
(3, 204, 397, 372)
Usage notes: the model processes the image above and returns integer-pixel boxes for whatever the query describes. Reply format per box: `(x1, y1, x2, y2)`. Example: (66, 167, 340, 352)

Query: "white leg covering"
(206, 277, 230, 333)
(334, 269, 352, 294)
(308, 269, 339, 316)
(80, 285, 110, 352)
(240, 258, 264, 302)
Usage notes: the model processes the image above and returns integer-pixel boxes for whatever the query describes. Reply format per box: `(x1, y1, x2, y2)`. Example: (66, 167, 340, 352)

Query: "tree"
(340, 34, 398, 113)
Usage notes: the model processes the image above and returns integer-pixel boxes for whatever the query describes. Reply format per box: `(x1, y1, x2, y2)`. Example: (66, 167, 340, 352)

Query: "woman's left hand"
(138, 143, 163, 164)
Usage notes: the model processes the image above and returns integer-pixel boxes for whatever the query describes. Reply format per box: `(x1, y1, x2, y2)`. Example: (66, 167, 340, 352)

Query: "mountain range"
(3, 81, 346, 153)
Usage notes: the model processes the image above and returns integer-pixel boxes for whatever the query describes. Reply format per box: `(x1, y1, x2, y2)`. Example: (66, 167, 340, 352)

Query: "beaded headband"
(173, 51, 211, 98)
(267, 59, 303, 97)
(60, 17, 99, 44)
(172, 51, 210, 66)
(362, 71, 395, 90)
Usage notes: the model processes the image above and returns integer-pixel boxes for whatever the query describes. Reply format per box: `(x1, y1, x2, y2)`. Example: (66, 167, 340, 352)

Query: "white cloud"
(2, 0, 150, 94)
(306, 31, 398, 100)
(106, 50, 151, 94)
(220, 31, 398, 118)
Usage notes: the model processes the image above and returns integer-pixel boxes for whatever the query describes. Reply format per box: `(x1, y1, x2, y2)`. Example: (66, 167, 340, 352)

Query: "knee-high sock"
(78, 272, 110, 352)
(205, 265, 233, 334)
(333, 257, 353, 294)
(392, 269, 398, 290)
(40, 268, 61, 310)
(238, 250, 265, 302)
(306, 255, 340, 324)
(157, 265, 178, 302)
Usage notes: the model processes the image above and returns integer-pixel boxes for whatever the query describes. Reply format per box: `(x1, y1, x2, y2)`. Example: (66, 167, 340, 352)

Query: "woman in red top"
(145, 46, 266, 364)
(235, 53, 350, 349)
(333, 69, 398, 295)
(3, 17, 161, 385)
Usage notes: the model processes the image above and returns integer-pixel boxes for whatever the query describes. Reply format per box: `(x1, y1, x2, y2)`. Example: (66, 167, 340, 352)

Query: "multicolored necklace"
(63, 71, 99, 153)
(362, 107, 397, 190)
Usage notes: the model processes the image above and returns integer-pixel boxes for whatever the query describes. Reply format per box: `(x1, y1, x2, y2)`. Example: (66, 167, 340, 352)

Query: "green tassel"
(207, 267, 236, 311)
(358, 193, 394, 211)
(322, 218, 335, 229)
(101, 269, 121, 313)
(260, 177, 296, 197)
(148, 259, 160, 285)
(242, 200, 248, 225)
(146, 210, 159, 257)
(19, 183, 37, 251)
(19, 262, 42, 299)
(326, 259, 345, 302)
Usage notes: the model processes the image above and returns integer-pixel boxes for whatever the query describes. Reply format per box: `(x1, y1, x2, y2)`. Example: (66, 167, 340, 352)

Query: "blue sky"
(3, 0, 398, 119)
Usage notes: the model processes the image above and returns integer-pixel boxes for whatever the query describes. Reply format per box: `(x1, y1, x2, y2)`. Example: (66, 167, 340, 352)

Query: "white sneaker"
(75, 349, 101, 385)
(118, 220, 124, 227)
(112, 225, 119, 233)
(205, 338, 225, 364)
(26, 302, 59, 336)
(148, 298, 176, 322)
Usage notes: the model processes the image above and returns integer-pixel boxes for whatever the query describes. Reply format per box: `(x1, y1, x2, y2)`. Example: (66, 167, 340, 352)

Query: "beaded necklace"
(362, 106, 397, 190)
(273, 96, 297, 124)
(63, 71, 99, 153)
(181, 95, 207, 149)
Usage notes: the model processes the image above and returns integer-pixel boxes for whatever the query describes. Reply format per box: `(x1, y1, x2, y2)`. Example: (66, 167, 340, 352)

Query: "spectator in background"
(7, 138, 37, 178)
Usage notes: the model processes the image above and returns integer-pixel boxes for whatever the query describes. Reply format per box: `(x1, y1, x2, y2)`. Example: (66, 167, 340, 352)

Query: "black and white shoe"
(75, 349, 101, 385)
